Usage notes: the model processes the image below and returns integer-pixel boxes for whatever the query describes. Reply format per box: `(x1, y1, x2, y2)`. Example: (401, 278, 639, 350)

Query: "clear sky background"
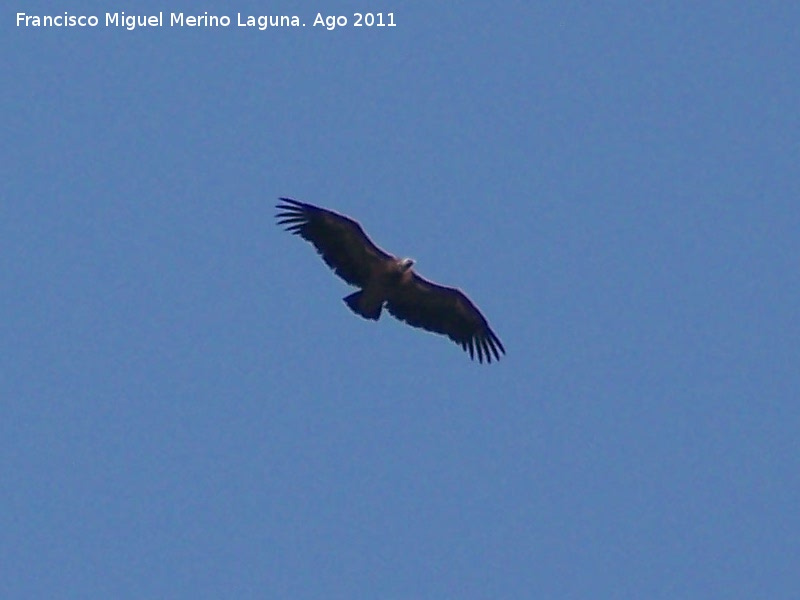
(3, 2, 798, 598)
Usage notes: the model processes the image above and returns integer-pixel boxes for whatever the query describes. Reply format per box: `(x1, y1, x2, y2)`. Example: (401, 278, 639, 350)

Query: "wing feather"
(386, 273, 505, 364)
(276, 198, 393, 287)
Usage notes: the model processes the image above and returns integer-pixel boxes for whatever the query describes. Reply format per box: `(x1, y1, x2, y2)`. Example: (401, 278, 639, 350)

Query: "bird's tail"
(343, 291, 382, 321)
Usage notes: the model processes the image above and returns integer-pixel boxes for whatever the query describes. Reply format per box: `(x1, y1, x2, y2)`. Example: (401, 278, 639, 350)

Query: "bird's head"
(400, 257, 415, 271)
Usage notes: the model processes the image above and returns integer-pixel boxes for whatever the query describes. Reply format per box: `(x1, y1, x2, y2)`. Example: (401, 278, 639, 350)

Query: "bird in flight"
(276, 198, 505, 363)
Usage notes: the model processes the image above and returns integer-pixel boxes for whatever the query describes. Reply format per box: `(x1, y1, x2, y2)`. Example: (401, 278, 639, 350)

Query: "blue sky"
(3, 2, 798, 598)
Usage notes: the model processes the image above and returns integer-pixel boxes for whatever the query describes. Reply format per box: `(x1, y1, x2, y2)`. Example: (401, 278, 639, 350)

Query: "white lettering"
(17, 12, 99, 27)
(238, 14, 300, 30)
(313, 13, 346, 30)
(106, 12, 162, 30)
(171, 12, 230, 27)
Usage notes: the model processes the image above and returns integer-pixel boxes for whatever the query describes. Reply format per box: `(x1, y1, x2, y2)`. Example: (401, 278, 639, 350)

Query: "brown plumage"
(276, 198, 505, 363)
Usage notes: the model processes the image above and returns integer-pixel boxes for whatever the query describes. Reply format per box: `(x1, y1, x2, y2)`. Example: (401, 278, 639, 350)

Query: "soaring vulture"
(276, 198, 505, 363)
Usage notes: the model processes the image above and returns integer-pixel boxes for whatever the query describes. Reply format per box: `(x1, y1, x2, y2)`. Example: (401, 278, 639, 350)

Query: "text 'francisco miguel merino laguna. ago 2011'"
(16, 12, 397, 31)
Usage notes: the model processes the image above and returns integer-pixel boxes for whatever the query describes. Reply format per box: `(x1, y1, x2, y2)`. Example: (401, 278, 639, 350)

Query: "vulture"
(276, 198, 505, 363)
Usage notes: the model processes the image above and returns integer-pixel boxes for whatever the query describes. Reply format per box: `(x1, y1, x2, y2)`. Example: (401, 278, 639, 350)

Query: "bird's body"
(276, 198, 505, 363)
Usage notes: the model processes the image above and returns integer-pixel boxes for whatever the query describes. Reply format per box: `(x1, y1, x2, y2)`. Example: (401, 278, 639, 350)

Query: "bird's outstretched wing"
(386, 273, 505, 363)
(276, 198, 393, 287)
